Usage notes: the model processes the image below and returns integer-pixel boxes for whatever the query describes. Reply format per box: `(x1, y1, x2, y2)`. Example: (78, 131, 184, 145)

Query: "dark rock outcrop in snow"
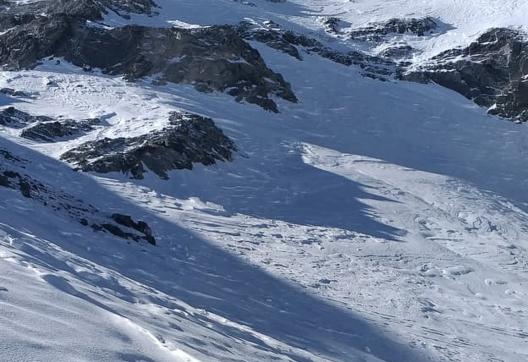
(0, 107, 99, 141)
(0, 87, 30, 97)
(0, 146, 156, 245)
(98, 0, 158, 18)
(321, 17, 343, 34)
(237, 21, 396, 80)
(21, 118, 100, 142)
(0, 1, 297, 111)
(349, 17, 438, 41)
(403, 28, 528, 122)
(63, 24, 296, 111)
(61, 112, 236, 179)
(0, 0, 156, 23)
(379, 45, 416, 62)
(0, 107, 52, 128)
(111, 213, 155, 245)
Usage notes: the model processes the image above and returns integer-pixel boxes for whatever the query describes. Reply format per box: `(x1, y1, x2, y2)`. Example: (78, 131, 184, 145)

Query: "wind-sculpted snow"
(0, 135, 426, 362)
(1, 0, 528, 361)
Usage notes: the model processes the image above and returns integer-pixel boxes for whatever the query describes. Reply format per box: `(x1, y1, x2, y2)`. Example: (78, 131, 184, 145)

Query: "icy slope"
(1, 41, 528, 361)
(0, 1, 528, 362)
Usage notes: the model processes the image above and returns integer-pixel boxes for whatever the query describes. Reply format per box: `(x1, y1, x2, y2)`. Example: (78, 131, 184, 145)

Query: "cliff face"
(404, 28, 528, 122)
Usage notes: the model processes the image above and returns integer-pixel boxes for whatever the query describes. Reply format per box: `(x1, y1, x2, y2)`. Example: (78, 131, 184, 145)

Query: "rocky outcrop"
(237, 21, 396, 79)
(0, 107, 99, 141)
(237, 20, 316, 60)
(61, 112, 236, 179)
(0, 14, 73, 69)
(379, 45, 416, 62)
(403, 28, 528, 122)
(0, 107, 52, 128)
(321, 17, 343, 34)
(99, 0, 158, 18)
(21, 118, 100, 142)
(0, 1, 297, 112)
(0, 88, 30, 97)
(0, 0, 156, 22)
(61, 24, 296, 111)
(348, 17, 438, 41)
(0, 146, 156, 245)
(111, 213, 155, 245)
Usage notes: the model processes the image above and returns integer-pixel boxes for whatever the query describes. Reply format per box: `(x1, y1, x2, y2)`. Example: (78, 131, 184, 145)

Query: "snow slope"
(1, 1, 528, 362)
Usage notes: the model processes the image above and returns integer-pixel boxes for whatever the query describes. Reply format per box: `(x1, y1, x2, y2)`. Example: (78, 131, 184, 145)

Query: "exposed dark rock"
(96, 221, 156, 245)
(349, 17, 438, 42)
(111, 213, 155, 245)
(98, 0, 158, 18)
(62, 24, 297, 111)
(101, 223, 129, 238)
(0, 148, 26, 165)
(0, 87, 30, 97)
(237, 21, 396, 79)
(0, 3, 297, 111)
(0, 14, 73, 69)
(0, 150, 156, 245)
(379, 45, 416, 61)
(238, 20, 305, 60)
(0, 168, 46, 201)
(19, 179, 31, 197)
(21, 118, 100, 142)
(61, 112, 236, 179)
(0, 107, 100, 142)
(0, 107, 52, 128)
(403, 28, 528, 122)
(322, 17, 343, 34)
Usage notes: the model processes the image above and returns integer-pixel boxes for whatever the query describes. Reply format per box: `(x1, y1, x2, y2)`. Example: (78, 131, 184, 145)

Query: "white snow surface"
(1, 1, 528, 362)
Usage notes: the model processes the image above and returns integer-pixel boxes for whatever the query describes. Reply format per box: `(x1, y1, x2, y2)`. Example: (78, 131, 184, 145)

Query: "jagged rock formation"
(0, 107, 52, 128)
(348, 17, 438, 41)
(0, 0, 296, 112)
(379, 45, 416, 62)
(110, 213, 155, 245)
(0, 0, 156, 22)
(21, 118, 100, 142)
(61, 112, 236, 179)
(64, 24, 296, 111)
(0, 88, 30, 97)
(403, 28, 528, 122)
(237, 21, 396, 79)
(0, 107, 99, 140)
(0, 146, 156, 244)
